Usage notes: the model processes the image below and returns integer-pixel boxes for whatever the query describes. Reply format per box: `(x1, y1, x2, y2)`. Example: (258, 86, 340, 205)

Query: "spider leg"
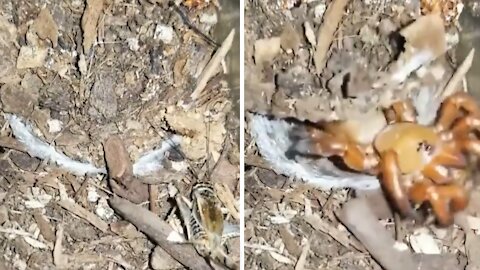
(459, 138, 480, 155)
(380, 150, 418, 219)
(422, 142, 466, 184)
(409, 181, 468, 226)
(289, 126, 378, 172)
(385, 100, 417, 124)
(450, 115, 480, 138)
(436, 92, 480, 132)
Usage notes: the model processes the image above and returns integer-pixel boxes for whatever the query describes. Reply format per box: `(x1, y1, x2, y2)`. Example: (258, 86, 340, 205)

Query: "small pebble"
(95, 197, 114, 220)
(127, 37, 139, 51)
(314, 3, 326, 19)
(154, 24, 174, 44)
(200, 12, 218, 26)
(87, 186, 99, 203)
(47, 119, 63, 133)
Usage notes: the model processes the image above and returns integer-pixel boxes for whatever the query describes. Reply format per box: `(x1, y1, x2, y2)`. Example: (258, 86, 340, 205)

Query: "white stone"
(47, 119, 63, 133)
(154, 24, 174, 44)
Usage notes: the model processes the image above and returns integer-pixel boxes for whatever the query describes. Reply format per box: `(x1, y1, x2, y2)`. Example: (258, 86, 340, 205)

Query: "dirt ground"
(0, 0, 239, 269)
(245, 0, 480, 269)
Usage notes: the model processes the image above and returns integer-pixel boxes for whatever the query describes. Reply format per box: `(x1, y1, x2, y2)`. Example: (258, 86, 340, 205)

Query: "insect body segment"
(175, 182, 239, 269)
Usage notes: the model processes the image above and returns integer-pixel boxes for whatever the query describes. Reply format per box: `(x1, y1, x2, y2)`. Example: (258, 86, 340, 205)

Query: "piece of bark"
(104, 135, 149, 204)
(104, 135, 133, 179)
(81, 0, 105, 52)
(32, 210, 56, 242)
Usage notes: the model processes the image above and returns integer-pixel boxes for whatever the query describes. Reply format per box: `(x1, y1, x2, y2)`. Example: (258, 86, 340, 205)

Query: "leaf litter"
(245, 0, 480, 269)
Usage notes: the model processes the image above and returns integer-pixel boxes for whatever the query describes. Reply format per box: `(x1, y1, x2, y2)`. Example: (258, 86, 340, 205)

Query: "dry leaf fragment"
(269, 251, 295, 265)
(23, 236, 48, 249)
(409, 229, 441, 254)
(313, 0, 350, 73)
(82, 0, 105, 52)
(104, 135, 133, 180)
(254, 37, 281, 66)
(33, 8, 58, 47)
(104, 135, 149, 204)
(280, 24, 300, 53)
(16, 46, 48, 69)
(390, 13, 447, 84)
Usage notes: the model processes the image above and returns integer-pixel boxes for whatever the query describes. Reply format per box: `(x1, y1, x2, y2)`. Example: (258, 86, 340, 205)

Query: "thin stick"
(58, 199, 109, 233)
(336, 198, 416, 270)
(191, 29, 235, 101)
(108, 196, 211, 270)
(440, 48, 475, 98)
(149, 184, 159, 214)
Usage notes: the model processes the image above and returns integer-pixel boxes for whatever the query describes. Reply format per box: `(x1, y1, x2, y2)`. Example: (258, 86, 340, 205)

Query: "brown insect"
(175, 182, 239, 269)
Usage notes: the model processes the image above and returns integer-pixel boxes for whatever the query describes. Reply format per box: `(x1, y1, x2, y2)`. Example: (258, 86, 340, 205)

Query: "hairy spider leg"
(293, 126, 378, 172)
(421, 141, 467, 184)
(423, 138, 480, 184)
(385, 100, 417, 124)
(379, 150, 419, 219)
(436, 92, 480, 132)
(408, 181, 468, 226)
(450, 115, 480, 138)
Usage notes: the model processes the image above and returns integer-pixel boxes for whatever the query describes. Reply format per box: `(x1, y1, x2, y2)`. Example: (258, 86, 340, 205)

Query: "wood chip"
(294, 239, 310, 270)
(313, 0, 350, 74)
(104, 135, 133, 180)
(253, 37, 281, 66)
(53, 225, 70, 268)
(32, 210, 55, 243)
(269, 251, 295, 265)
(57, 199, 109, 233)
(215, 183, 240, 220)
(279, 225, 302, 257)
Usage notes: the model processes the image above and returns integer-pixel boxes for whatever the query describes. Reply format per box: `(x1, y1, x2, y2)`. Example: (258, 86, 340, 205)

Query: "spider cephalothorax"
(288, 92, 480, 226)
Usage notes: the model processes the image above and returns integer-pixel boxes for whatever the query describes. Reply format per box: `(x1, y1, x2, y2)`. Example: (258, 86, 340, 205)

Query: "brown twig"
(336, 198, 416, 270)
(440, 48, 475, 98)
(337, 198, 464, 270)
(191, 29, 235, 101)
(108, 196, 212, 270)
(58, 199, 109, 233)
(149, 184, 159, 214)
